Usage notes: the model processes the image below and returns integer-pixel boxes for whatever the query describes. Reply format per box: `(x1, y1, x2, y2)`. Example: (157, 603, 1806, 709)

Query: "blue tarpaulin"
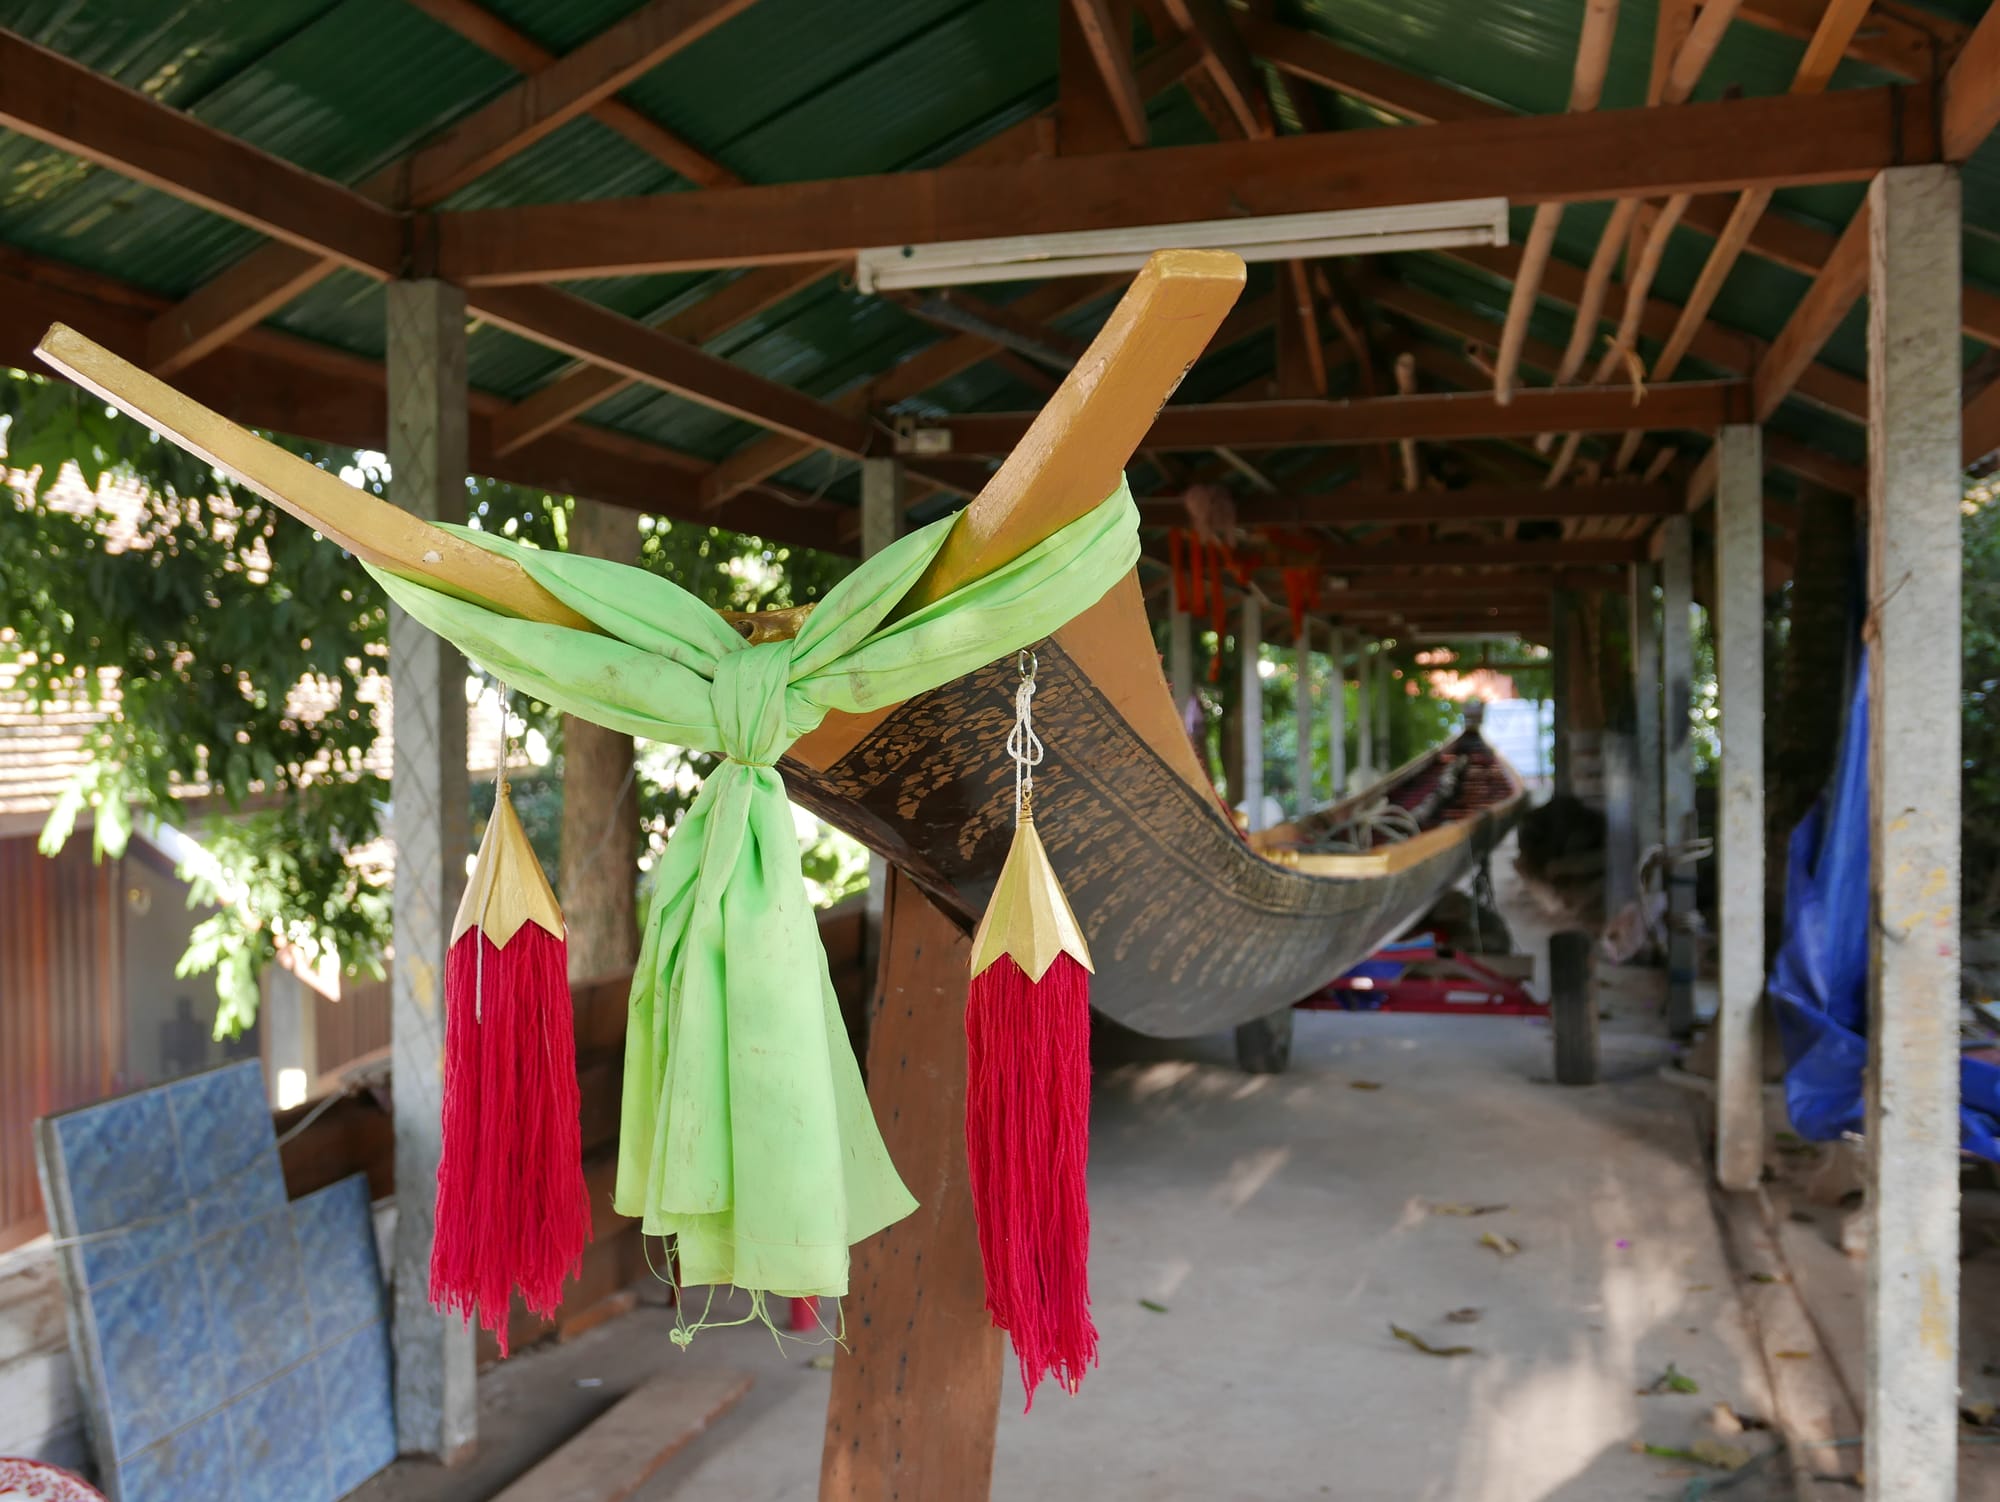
(1768, 650, 2000, 1159)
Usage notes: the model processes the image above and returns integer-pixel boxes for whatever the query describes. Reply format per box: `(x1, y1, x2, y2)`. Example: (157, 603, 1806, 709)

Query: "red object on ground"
(964, 951, 1098, 1408)
(789, 1295, 821, 1332)
(432, 924, 592, 1356)
(1298, 936, 1549, 1017)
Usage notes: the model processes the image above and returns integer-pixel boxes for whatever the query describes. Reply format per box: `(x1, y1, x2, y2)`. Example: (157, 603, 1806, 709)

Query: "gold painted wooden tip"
(1139, 248, 1250, 287)
(968, 813, 1094, 982)
(452, 789, 565, 947)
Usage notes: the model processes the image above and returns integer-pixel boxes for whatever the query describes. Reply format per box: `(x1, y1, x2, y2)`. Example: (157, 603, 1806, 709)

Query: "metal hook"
(1017, 647, 1037, 682)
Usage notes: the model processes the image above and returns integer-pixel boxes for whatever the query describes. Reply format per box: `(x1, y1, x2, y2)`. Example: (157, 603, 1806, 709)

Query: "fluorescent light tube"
(855, 200, 1510, 292)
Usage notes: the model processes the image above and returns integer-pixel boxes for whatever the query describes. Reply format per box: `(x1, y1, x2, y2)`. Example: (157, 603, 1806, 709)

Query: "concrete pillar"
(1239, 593, 1265, 828)
(1326, 628, 1347, 799)
(1714, 423, 1765, 1192)
(1293, 629, 1313, 817)
(1661, 514, 1698, 1037)
(262, 968, 317, 1111)
(385, 279, 475, 1460)
(1863, 163, 1962, 1502)
(859, 458, 902, 962)
(1376, 646, 1394, 770)
(1353, 641, 1373, 787)
(1630, 563, 1664, 858)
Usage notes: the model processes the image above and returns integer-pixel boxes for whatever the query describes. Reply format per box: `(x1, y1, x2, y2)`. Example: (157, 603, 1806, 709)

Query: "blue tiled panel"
(166, 1064, 288, 1241)
(312, 1321, 397, 1497)
(92, 1251, 224, 1458)
(200, 1210, 312, 1393)
(227, 1362, 332, 1502)
(293, 1175, 387, 1344)
(39, 1065, 397, 1502)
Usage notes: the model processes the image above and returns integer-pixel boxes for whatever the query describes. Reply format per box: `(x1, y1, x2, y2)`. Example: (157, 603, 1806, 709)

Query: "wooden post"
(821, 871, 1002, 1502)
(1714, 423, 1765, 1192)
(1863, 163, 1962, 1502)
(1327, 627, 1348, 798)
(1353, 641, 1373, 785)
(1376, 644, 1394, 772)
(385, 278, 476, 1460)
(1240, 591, 1265, 827)
(859, 458, 902, 966)
(1661, 513, 1698, 1037)
(560, 499, 641, 983)
(1630, 562, 1664, 859)
(1293, 628, 1313, 817)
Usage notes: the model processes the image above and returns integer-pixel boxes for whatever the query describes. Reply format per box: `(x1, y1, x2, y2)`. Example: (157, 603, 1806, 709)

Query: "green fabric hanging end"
(365, 480, 1139, 1320)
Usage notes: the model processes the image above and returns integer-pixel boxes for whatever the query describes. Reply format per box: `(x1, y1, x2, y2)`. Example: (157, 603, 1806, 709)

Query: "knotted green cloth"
(364, 480, 1138, 1304)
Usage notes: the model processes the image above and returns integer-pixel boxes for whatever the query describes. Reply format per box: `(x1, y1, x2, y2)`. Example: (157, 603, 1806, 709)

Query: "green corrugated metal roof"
(0, 0, 1994, 525)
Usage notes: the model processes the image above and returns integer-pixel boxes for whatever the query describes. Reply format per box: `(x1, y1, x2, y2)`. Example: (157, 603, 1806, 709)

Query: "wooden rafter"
(1067, 0, 1150, 147)
(1311, 539, 1645, 568)
(1943, 0, 2000, 161)
(141, 0, 755, 375)
(929, 382, 1748, 455)
(1737, 0, 1962, 80)
(1136, 481, 1680, 526)
(428, 86, 1936, 283)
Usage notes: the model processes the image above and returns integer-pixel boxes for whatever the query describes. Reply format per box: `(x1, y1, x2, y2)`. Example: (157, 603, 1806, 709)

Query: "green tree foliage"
(2, 369, 864, 1033)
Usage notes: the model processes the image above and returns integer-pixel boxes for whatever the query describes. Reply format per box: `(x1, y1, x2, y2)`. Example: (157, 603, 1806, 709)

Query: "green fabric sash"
(364, 480, 1138, 1301)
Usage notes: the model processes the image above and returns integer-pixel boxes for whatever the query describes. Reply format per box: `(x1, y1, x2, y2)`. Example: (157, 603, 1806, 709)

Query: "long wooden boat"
(35, 250, 1525, 1041)
(786, 586, 1526, 1036)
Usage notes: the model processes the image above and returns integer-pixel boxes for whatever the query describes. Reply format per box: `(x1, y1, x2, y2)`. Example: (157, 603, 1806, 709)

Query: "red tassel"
(432, 923, 591, 1356)
(964, 952, 1097, 1407)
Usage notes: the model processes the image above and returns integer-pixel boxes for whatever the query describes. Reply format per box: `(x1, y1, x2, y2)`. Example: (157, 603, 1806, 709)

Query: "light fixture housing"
(854, 200, 1510, 292)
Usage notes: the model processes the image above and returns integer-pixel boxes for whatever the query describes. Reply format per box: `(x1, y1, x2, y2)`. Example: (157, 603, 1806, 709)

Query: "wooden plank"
(1058, 0, 1143, 153)
(429, 86, 1936, 283)
(1159, 0, 1276, 137)
(1944, 0, 2000, 161)
(1316, 538, 1643, 568)
(0, 29, 400, 276)
(493, 1369, 755, 1502)
(1139, 481, 1680, 524)
(1753, 202, 1872, 424)
(469, 283, 872, 455)
(1067, 0, 1149, 146)
(403, 0, 757, 205)
(934, 382, 1749, 454)
(1242, 18, 1506, 125)
(1738, 0, 1962, 81)
(821, 871, 1003, 1502)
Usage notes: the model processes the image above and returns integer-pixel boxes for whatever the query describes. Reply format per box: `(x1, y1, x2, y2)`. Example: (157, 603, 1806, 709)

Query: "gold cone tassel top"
(969, 806, 1093, 983)
(451, 785, 565, 947)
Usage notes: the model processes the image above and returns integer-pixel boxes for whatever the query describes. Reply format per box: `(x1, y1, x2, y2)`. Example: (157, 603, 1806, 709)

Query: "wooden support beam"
(404, 0, 743, 185)
(0, 29, 402, 277)
(1737, 0, 1963, 81)
(1753, 203, 1872, 424)
(142, 0, 755, 374)
(1067, 0, 1150, 147)
(1712, 424, 1764, 1192)
(1138, 481, 1680, 526)
(1313, 539, 1645, 568)
(1159, 0, 1276, 137)
(934, 383, 1749, 455)
(1943, 0, 2000, 161)
(429, 87, 1936, 283)
(489, 261, 836, 455)
(821, 871, 1002, 1502)
(1326, 626, 1347, 797)
(1863, 162, 1962, 1502)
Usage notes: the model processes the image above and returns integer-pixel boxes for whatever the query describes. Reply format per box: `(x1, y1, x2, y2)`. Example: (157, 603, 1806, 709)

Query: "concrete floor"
(614, 964, 1783, 1501)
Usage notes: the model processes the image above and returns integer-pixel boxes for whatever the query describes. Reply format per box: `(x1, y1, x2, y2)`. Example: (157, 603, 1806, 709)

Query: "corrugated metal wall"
(0, 834, 125, 1251)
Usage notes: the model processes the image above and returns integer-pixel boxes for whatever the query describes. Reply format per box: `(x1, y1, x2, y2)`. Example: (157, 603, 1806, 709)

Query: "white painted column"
(1714, 423, 1766, 1192)
(385, 279, 475, 1460)
(1326, 628, 1348, 799)
(1630, 562, 1664, 859)
(1353, 641, 1374, 787)
(1239, 593, 1265, 828)
(1661, 514, 1698, 1036)
(1863, 163, 1962, 1502)
(859, 458, 902, 963)
(1293, 629, 1313, 817)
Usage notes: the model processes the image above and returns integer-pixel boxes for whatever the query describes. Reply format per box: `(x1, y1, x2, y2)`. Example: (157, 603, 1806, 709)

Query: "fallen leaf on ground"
(1349, 1080, 1384, 1091)
(1710, 1402, 1744, 1436)
(1445, 1307, 1483, 1324)
(1390, 1323, 1475, 1357)
(1479, 1231, 1522, 1257)
(1774, 1350, 1813, 1360)
(807, 1353, 835, 1370)
(1962, 1403, 1997, 1428)
(1429, 1202, 1510, 1217)
(1639, 1362, 1700, 1395)
(1139, 1298, 1169, 1314)
(1748, 1272, 1785, 1284)
(1686, 1284, 1714, 1293)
